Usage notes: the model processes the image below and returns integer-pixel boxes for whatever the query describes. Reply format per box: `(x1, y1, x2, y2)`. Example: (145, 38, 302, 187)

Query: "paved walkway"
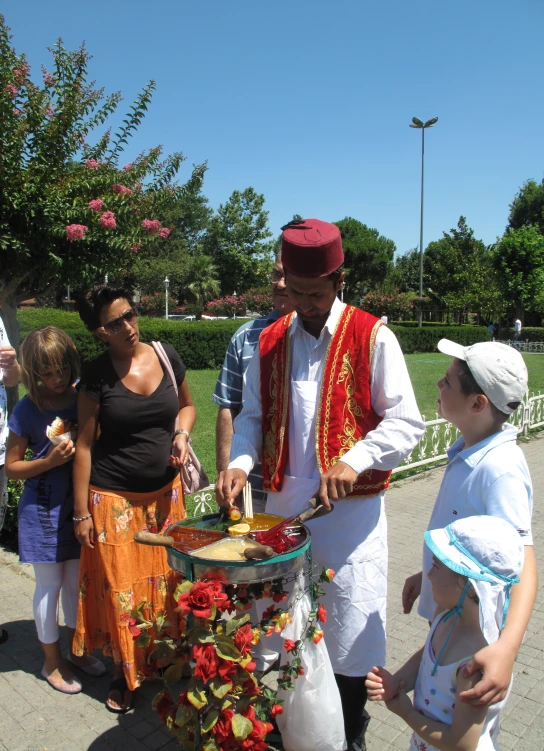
(0, 434, 542, 750)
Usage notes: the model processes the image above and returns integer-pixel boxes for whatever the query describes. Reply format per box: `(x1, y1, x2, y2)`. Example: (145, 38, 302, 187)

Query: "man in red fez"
(217, 218, 424, 751)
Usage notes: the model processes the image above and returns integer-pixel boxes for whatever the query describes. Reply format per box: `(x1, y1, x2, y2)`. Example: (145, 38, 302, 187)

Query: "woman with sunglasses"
(72, 284, 196, 712)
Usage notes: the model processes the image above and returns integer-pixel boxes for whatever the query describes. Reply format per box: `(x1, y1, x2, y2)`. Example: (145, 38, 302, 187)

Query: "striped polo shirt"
(213, 309, 280, 508)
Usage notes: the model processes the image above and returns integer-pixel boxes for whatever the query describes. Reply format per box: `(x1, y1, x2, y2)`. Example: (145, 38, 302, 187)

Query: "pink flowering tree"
(0, 15, 206, 343)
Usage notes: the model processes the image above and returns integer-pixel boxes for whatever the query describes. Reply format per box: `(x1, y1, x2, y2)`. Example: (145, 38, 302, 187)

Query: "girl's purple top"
(8, 396, 80, 563)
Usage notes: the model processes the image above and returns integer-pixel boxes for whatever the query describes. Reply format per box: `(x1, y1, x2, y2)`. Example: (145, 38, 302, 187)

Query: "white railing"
(497, 340, 544, 353)
(393, 391, 544, 474)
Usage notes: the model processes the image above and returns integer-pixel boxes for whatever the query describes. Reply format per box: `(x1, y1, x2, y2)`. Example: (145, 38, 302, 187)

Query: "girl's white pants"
(32, 559, 80, 644)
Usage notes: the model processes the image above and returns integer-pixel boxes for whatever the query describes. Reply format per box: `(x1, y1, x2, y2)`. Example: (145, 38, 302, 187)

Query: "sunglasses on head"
(102, 307, 138, 334)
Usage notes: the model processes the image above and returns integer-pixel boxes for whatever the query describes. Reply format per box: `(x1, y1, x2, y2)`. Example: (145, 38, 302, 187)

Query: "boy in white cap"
(367, 515, 524, 750)
(402, 340, 536, 711)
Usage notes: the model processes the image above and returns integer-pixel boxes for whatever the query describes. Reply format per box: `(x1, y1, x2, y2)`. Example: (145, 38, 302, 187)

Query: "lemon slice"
(228, 523, 250, 536)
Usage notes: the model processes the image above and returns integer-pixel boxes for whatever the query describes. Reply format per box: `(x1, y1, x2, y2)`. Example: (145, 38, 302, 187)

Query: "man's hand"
(459, 642, 516, 708)
(402, 571, 423, 614)
(317, 461, 358, 509)
(215, 469, 248, 507)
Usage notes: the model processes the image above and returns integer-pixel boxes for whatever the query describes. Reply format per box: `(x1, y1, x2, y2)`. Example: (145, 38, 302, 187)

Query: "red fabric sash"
(260, 305, 391, 497)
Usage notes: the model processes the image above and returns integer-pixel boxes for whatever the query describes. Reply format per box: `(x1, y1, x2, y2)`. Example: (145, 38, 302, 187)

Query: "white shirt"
(514, 319, 522, 333)
(419, 424, 533, 621)
(230, 297, 424, 478)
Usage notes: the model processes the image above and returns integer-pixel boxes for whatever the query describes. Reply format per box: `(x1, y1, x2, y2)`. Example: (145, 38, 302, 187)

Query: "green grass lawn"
(188, 353, 544, 485)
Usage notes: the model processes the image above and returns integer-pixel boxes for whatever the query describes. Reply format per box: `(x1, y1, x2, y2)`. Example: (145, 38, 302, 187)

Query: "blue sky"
(4, 0, 544, 256)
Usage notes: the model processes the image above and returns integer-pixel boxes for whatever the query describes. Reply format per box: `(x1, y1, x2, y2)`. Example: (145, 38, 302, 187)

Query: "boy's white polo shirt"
(418, 423, 533, 622)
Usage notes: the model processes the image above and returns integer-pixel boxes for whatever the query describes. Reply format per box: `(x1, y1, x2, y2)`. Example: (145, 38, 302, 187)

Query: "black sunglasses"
(102, 307, 138, 334)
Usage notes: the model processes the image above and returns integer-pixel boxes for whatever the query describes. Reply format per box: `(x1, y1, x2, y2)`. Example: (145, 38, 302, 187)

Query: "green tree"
(423, 217, 501, 322)
(185, 253, 221, 304)
(508, 178, 544, 232)
(203, 187, 273, 295)
(333, 217, 395, 301)
(389, 248, 420, 293)
(0, 16, 204, 342)
(493, 226, 544, 319)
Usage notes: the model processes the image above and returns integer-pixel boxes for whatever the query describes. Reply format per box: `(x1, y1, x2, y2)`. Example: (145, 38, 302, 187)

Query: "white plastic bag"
(276, 578, 346, 751)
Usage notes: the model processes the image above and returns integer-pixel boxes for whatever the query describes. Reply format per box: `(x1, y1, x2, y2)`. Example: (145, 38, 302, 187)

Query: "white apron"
(265, 380, 388, 677)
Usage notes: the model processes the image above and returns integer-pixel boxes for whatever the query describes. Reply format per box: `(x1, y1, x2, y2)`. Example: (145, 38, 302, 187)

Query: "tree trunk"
(1, 295, 21, 414)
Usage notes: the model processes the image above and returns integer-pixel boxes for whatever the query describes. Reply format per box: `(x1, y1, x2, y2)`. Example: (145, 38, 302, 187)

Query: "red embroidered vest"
(259, 305, 392, 497)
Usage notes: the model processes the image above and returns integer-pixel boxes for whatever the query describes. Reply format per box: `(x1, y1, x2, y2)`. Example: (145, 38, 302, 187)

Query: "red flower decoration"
(127, 617, 141, 638)
(155, 693, 174, 722)
(284, 639, 296, 653)
(234, 624, 254, 656)
(317, 605, 327, 623)
(177, 580, 217, 619)
(270, 704, 283, 718)
(192, 643, 219, 683)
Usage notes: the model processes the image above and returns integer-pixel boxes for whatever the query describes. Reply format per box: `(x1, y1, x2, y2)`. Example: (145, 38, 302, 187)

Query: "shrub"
(501, 327, 544, 342)
(139, 292, 177, 317)
(362, 291, 416, 320)
(389, 324, 491, 353)
(205, 295, 247, 318)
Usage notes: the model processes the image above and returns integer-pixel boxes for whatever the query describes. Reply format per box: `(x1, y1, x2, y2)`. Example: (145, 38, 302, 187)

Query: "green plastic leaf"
(188, 626, 215, 645)
(163, 662, 184, 687)
(187, 678, 208, 710)
(202, 706, 220, 733)
(226, 613, 251, 636)
(209, 675, 233, 699)
(231, 713, 253, 740)
(175, 704, 195, 728)
(214, 636, 242, 663)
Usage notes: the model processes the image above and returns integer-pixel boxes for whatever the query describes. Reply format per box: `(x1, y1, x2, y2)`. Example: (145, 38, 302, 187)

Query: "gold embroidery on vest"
(264, 315, 294, 482)
(369, 320, 381, 364)
(263, 353, 279, 478)
(316, 304, 353, 474)
(331, 350, 364, 463)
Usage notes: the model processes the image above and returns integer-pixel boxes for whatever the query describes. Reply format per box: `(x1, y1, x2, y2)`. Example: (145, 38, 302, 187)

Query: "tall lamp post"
(409, 116, 438, 327)
(164, 276, 170, 320)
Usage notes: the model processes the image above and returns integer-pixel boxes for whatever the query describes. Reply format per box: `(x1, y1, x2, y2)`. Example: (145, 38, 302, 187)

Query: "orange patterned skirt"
(73, 475, 185, 690)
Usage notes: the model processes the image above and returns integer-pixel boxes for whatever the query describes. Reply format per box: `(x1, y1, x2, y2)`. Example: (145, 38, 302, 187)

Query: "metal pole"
(418, 127, 425, 328)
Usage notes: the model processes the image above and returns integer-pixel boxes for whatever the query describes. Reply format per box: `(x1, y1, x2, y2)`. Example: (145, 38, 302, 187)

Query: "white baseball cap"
(425, 515, 524, 645)
(437, 339, 527, 414)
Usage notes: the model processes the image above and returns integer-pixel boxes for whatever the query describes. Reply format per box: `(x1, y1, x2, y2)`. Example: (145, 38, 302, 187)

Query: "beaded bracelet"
(73, 513, 92, 523)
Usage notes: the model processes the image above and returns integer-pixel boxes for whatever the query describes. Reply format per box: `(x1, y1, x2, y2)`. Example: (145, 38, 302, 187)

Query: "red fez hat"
(281, 218, 344, 277)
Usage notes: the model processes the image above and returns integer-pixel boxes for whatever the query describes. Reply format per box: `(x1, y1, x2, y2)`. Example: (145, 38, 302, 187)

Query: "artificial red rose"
(128, 617, 141, 638)
(242, 677, 260, 696)
(192, 644, 219, 683)
(243, 659, 256, 674)
(155, 693, 174, 722)
(212, 708, 235, 745)
(284, 639, 296, 653)
(325, 568, 335, 581)
(312, 628, 324, 644)
(270, 704, 283, 718)
(177, 580, 216, 619)
(273, 591, 287, 604)
(217, 658, 238, 682)
(262, 604, 275, 620)
(317, 604, 327, 623)
(234, 624, 254, 656)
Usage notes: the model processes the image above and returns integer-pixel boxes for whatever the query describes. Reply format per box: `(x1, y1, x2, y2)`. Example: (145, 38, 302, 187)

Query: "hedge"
(502, 327, 544, 343)
(16, 309, 491, 366)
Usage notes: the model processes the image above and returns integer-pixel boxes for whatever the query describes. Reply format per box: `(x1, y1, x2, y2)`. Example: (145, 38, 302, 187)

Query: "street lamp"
(164, 276, 170, 320)
(409, 116, 438, 327)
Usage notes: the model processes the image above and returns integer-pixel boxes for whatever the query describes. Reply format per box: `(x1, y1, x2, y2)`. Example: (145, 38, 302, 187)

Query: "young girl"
(366, 515, 523, 751)
(6, 327, 105, 693)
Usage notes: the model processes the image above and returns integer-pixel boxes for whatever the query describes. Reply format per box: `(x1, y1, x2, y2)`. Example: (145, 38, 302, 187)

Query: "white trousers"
(32, 559, 80, 644)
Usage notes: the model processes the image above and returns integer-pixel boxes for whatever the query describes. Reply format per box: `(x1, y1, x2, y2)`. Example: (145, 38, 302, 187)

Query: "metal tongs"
(249, 496, 334, 547)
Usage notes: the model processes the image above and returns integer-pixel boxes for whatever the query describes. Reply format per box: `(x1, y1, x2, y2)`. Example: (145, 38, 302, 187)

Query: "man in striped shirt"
(213, 255, 293, 513)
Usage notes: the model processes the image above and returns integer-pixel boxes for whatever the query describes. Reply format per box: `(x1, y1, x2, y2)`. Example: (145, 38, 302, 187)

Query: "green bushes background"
(17, 309, 492, 366)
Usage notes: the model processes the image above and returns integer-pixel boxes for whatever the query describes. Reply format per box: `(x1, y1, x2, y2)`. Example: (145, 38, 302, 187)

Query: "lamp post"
(409, 116, 438, 327)
(164, 276, 170, 320)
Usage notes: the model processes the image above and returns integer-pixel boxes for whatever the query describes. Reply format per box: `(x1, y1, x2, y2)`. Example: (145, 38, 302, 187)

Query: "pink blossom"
(66, 224, 87, 241)
(88, 199, 104, 213)
(141, 219, 161, 235)
(112, 184, 132, 195)
(13, 108, 20, 115)
(130, 244, 141, 254)
(43, 72, 54, 87)
(6, 85, 18, 100)
(99, 211, 116, 230)
(45, 107, 54, 118)
(158, 227, 171, 238)
(123, 163, 134, 171)
(85, 159, 99, 170)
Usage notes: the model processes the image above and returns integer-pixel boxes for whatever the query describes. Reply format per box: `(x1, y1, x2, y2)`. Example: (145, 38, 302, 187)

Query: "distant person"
(487, 323, 496, 341)
(0, 314, 21, 645)
(402, 340, 535, 712)
(6, 327, 105, 692)
(513, 318, 522, 348)
(380, 313, 388, 324)
(213, 251, 293, 514)
(368, 515, 524, 751)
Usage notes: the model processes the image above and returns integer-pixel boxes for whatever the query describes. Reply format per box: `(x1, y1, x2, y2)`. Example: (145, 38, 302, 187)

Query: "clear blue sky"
(4, 0, 544, 256)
